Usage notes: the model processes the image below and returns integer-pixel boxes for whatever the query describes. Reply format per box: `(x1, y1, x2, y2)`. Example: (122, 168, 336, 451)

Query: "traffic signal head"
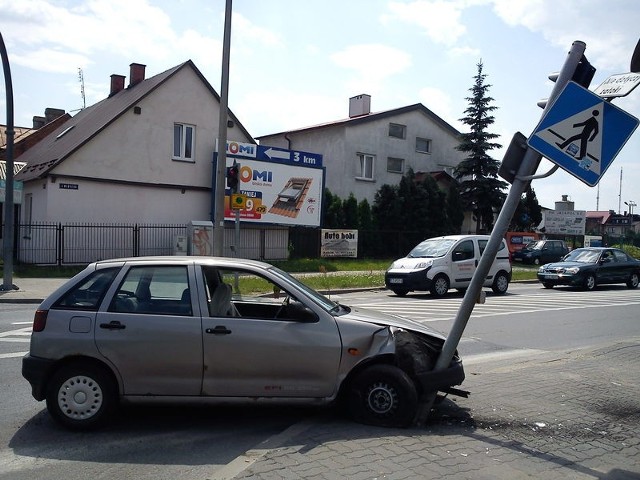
(538, 53, 596, 109)
(226, 164, 239, 192)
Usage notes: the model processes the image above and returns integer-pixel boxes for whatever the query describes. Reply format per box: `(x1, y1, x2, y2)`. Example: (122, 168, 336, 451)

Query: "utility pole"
(213, 0, 232, 257)
(1, 31, 16, 291)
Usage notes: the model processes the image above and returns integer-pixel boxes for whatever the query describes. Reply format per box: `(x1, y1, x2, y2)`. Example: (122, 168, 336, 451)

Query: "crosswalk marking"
(349, 289, 640, 322)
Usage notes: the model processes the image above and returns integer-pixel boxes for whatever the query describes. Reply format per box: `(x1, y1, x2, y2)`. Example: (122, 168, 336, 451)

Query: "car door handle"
(206, 326, 232, 335)
(100, 321, 126, 330)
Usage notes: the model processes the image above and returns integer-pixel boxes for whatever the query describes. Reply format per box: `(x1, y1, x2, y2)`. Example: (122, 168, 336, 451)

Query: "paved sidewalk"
(0, 277, 68, 304)
(220, 342, 640, 480)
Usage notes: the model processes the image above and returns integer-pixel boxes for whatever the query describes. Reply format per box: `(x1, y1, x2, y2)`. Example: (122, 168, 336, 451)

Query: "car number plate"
(543, 274, 558, 280)
(389, 278, 403, 284)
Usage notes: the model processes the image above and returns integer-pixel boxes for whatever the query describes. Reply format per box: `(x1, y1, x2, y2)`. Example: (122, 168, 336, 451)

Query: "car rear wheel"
(348, 364, 418, 428)
(46, 362, 117, 430)
(627, 272, 639, 289)
(583, 273, 596, 291)
(491, 271, 510, 294)
(430, 274, 450, 297)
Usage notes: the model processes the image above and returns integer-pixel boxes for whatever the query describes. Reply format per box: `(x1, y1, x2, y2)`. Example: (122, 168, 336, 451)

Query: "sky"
(1, 0, 639, 214)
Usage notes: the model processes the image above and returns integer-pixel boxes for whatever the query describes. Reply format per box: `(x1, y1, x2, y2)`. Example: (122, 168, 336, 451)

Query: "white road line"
(0, 352, 27, 359)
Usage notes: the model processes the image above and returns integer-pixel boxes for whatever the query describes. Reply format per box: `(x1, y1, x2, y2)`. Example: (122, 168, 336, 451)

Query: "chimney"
(349, 94, 371, 118)
(33, 116, 46, 129)
(129, 63, 146, 87)
(110, 74, 126, 96)
(44, 108, 66, 123)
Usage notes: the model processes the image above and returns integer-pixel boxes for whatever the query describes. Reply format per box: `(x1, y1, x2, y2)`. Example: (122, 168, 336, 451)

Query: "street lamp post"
(624, 200, 636, 215)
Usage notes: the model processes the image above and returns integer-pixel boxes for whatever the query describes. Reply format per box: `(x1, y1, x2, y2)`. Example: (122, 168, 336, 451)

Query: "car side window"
(203, 266, 317, 322)
(53, 268, 119, 310)
(109, 266, 192, 316)
(613, 250, 628, 262)
(452, 240, 474, 261)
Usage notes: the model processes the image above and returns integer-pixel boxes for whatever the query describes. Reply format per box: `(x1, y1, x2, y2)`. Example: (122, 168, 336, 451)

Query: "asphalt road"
(1, 283, 639, 479)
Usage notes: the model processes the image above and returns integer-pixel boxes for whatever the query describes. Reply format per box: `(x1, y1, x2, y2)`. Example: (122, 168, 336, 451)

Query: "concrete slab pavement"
(221, 342, 640, 480)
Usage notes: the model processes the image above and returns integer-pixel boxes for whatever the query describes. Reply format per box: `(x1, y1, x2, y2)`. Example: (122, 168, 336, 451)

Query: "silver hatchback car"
(22, 256, 465, 430)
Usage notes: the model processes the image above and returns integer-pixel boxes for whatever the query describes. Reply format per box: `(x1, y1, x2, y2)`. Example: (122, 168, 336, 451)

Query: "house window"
(357, 153, 375, 180)
(387, 157, 404, 174)
(173, 123, 195, 161)
(388, 123, 406, 139)
(416, 137, 431, 153)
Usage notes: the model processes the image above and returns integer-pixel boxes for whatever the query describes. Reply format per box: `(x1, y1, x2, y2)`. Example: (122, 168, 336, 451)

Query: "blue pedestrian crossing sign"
(528, 81, 639, 186)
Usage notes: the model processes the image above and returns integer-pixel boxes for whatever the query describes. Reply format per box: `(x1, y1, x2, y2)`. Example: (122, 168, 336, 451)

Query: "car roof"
(91, 256, 274, 269)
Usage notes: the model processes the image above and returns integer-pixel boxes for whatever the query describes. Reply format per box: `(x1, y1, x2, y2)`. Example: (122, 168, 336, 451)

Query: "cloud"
(330, 44, 412, 93)
(490, 0, 640, 71)
(382, 0, 467, 46)
(417, 86, 460, 127)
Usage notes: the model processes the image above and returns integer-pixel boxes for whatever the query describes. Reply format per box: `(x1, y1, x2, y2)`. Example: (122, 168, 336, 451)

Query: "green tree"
(454, 61, 508, 234)
(510, 184, 543, 231)
(343, 193, 359, 228)
(445, 182, 464, 234)
(323, 188, 345, 228)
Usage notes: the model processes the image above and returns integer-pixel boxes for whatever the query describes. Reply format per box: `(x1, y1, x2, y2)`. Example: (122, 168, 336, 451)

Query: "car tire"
(430, 274, 450, 298)
(583, 273, 596, 291)
(348, 364, 418, 428)
(46, 362, 117, 430)
(533, 258, 541, 265)
(542, 282, 554, 289)
(392, 289, 408, 297)
(491, 271, 510, 294)
(627, 272, 640, 289)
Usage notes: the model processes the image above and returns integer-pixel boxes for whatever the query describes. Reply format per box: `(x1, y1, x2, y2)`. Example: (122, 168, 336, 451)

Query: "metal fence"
(7, 222, 290, 265)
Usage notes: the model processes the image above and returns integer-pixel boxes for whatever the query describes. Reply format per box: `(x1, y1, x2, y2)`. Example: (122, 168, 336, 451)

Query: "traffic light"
(538, 54, 596, 109)
(226, 164, 240, 193)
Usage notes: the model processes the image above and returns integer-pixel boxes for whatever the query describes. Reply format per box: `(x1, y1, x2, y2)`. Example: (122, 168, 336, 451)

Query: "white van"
(384, 235, 512, 297)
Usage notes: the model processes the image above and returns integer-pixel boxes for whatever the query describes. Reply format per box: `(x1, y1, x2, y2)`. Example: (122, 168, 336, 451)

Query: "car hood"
(340, 305, 447, 341)
(388, 257, 435, 270)
(542, 261, 586, 269)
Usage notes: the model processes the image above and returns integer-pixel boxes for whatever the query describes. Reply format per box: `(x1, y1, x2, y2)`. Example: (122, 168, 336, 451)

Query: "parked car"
(512, 239, 569, 265)
(537, 247, 640, 290)
(384, 235, 512, 297)
(22, 256, 465, 430)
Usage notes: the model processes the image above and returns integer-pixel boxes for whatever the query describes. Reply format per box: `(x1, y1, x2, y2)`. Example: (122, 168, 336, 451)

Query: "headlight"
(538, 266, 545, 273)
(564, 267, 580, 274)
(415, 260, 433, 269)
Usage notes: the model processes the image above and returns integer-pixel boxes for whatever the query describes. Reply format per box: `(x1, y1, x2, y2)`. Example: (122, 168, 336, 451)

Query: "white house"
(256, 94, 466, 205)
(15, 61, 254, 224)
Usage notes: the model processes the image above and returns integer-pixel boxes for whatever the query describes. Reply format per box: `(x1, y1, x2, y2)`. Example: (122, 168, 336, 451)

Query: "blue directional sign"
(528, 81, 639, 186)
(225, 141, 323, 168)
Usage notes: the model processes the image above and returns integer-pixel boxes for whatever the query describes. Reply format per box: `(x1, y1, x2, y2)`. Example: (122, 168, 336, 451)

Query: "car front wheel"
(392, 289, 408, 297)
(491, 271, 510, 294)
(46, 362, 117, 430)
(542, 282, 554, 289)
(430, 274, 450, 297)
(627, 272, 640, 289)
(348, 364, 418, 428)
(583, 273, 596, 291)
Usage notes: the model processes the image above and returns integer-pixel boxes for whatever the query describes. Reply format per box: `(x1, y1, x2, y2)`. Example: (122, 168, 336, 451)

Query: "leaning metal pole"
(213, 0, 232, 257)
(1, 31, 15, 291)
(416, 41, 588, 423)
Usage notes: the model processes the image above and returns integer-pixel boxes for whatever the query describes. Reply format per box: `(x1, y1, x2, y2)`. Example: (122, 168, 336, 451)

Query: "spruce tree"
(454, 61, 508, 234)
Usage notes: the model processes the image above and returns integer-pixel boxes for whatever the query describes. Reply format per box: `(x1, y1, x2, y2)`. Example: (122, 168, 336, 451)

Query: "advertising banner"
(320, 229, 358, 258)
(543, 210, 586, 235)
(223, 142, 324, 227)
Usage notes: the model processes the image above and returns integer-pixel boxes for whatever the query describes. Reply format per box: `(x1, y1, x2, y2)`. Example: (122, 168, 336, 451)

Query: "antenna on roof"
(78, 67, 86, 110)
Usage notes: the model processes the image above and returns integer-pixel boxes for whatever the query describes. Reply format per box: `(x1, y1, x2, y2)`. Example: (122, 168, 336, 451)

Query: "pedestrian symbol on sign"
(532, 102, 604, 176)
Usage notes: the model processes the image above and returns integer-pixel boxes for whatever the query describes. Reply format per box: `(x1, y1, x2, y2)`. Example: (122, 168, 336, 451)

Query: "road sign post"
(416, 41, 594, 424)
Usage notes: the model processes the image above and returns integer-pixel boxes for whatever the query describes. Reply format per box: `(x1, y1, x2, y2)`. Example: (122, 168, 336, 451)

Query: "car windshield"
(563, 249, 600, 263)
(266, 265, 340, 313)
(408, 238, 456, 258)
(527, 241, 545, 250)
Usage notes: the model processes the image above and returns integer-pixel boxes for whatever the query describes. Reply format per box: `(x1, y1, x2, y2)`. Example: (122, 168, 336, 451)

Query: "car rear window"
(53, 267, 120, 311)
